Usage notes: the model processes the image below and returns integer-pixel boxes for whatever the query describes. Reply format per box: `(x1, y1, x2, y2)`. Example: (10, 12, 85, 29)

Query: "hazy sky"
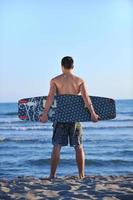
(0, 0, 132, 102)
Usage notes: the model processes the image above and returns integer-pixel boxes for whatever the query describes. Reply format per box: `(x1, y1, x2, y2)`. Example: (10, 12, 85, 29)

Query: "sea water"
(0, 100, 133, 179)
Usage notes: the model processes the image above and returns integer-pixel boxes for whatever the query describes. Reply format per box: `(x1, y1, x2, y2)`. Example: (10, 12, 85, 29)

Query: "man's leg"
(75, 145, 85, 179)
(49, 144, 61, 178)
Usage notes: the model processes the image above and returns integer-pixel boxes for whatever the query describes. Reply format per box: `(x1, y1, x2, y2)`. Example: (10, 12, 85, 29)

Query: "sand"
(0, 175, 133, 200)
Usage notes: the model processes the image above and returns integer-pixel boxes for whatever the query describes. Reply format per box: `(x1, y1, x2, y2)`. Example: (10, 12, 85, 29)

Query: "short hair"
(61, 56, 74, 69)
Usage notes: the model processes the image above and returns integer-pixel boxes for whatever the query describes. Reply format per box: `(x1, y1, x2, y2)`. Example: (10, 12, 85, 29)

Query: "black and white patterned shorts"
(52, 122, 83, 147)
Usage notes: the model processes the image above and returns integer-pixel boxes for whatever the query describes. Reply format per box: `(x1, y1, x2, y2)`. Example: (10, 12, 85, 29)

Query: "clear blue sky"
(0, 0, 132, 102)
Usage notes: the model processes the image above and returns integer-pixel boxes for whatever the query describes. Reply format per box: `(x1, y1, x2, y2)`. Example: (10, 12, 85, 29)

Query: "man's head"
(61, 56, 74, 69)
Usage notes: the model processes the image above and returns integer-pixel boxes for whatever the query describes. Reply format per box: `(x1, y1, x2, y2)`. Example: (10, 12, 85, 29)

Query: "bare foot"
(79, 174, 85, 179)
(40, 176, 55, 181)
(48, 176, 56, 180)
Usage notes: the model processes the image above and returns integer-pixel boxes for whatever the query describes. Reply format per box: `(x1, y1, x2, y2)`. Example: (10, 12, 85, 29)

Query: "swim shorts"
(52, 122, 83, 147)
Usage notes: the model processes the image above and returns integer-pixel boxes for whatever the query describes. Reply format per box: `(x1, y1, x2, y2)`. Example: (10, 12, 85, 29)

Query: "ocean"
(0, 100, 133, 179)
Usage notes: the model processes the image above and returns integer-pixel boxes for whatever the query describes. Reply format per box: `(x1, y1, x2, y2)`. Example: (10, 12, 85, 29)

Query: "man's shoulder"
(50, 75, 63, 82)
(51, 74, 85, 84)
(73, 74, 84, 83)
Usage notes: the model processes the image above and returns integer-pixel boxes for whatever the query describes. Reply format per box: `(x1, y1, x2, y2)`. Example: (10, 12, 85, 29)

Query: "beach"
(0, 175, 133, 200)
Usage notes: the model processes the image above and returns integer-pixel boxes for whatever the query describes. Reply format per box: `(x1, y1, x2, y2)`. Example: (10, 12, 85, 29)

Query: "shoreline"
(0, 175, 133, 200)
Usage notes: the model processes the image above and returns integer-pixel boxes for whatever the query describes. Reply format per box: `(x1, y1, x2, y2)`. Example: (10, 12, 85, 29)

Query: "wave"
(117, 111, 133, 115)
(119, 150, 133, 156)
(0, 125, 133, 131)
(0, 112, 18, 116)
(0, 120, 25, 124)
(83, 125, 133, 130)
(26, 158, 133, 167)
(0, 137, 49, 143)
(0, 124, 133, 131)
(0, 126, 52, 131)
(114, 119, 133, 122)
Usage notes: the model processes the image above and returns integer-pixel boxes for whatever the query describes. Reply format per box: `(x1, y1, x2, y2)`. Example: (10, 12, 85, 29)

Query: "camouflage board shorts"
(52, 122, 83, 147)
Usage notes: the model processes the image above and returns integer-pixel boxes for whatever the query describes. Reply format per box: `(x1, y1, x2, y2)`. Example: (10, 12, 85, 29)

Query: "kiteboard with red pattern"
(18, 95, 116, 122)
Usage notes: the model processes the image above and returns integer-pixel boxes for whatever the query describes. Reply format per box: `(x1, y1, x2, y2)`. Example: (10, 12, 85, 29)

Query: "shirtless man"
(39, 56, 99, 179)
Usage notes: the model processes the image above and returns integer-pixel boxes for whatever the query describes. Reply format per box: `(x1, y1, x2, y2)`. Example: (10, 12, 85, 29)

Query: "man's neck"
(62, 69, 73, 75)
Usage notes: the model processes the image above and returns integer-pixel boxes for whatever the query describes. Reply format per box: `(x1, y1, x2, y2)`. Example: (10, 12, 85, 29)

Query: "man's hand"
(91, 112, 100, 122)
(39, 113, 48, 123)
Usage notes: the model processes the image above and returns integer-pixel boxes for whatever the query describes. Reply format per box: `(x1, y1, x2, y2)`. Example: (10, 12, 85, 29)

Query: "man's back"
(52, 73, 83, 95)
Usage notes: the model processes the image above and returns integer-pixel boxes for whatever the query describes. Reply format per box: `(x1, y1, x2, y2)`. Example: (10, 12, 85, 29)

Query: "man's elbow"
(47, 94, 54, 101)
(81, 91, 88, 99)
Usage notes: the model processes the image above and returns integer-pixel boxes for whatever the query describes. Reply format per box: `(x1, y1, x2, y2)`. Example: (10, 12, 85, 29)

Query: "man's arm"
(39, 79, 56, 122)
(80, 81, 99, 122)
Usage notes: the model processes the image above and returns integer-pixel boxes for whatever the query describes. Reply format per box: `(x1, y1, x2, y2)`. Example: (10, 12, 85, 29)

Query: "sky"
(0, 0, 132, 102)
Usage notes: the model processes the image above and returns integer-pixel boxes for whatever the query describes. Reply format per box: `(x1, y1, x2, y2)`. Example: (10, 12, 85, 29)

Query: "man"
(39, 56, 99, 179)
